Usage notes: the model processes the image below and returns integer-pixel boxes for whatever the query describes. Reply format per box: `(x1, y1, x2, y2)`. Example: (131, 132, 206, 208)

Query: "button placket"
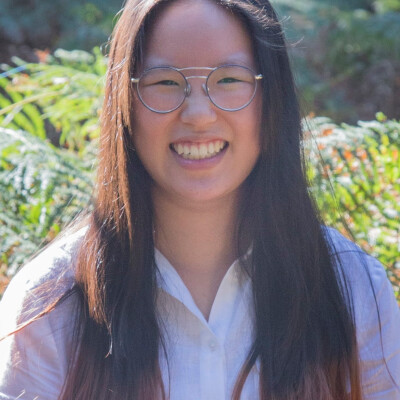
(200, 333, 225, 399)
(208, 339, 217, 352)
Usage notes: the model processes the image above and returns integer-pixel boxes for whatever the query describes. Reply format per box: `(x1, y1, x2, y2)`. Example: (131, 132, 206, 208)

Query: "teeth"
(191, 146, 199, 159)
(199, 144, 207, 157)
(172, 140, 226, 160)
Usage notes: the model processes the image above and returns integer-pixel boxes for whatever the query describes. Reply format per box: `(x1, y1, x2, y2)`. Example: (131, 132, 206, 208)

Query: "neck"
(152, 188, 241, 319)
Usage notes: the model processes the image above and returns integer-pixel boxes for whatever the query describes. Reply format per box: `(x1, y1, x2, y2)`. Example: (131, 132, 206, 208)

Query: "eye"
(140, 68, 184, 88)
(154, 79, 180, 86)
(218, 77, 242, 84)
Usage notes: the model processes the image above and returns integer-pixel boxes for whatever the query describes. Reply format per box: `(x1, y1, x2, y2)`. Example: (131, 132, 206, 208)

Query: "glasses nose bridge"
(183, 75, 209, 101)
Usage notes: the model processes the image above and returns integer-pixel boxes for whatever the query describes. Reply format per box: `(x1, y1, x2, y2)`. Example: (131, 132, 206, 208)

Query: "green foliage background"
(275, 0, 400, 122)
(0, 0, 123, 53)
(0, 1, 399, 299)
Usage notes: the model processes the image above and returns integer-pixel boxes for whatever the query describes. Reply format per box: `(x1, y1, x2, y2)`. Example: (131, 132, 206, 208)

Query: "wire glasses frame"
(131, 64, 263, 113)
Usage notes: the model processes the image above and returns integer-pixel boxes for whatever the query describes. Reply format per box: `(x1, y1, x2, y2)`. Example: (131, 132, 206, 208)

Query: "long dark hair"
(56, 0, 362, 398)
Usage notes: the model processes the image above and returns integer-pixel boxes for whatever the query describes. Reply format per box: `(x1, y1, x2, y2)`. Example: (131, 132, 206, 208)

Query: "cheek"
(252, 94, 263, 149)
(131, 115, 157, 167)
(131, 105, 176, 175)
(132, 103, 165, 148)
(241, 93, 262, 148)
(132, 99, 151, 139)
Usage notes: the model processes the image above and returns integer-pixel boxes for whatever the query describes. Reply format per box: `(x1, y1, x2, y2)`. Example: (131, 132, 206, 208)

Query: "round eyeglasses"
(131, 65, 263, 113)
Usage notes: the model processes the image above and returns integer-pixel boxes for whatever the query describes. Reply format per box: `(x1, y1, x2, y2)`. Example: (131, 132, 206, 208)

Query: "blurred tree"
(375, 0, 400, 12)
(274, 0, 400, 122)
(306, 114, 400, 300)
(0, 0, 123, 63)
(0, 48, 106, 150)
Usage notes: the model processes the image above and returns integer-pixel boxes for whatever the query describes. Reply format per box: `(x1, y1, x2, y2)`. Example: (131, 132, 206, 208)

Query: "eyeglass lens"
(136, 66, 257, 112)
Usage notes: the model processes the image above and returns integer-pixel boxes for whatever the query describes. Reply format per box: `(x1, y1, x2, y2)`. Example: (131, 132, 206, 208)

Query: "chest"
(156, 276, 259, 399)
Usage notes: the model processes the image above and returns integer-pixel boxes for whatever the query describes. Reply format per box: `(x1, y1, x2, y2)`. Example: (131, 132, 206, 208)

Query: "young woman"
(1, 0, 399, 399)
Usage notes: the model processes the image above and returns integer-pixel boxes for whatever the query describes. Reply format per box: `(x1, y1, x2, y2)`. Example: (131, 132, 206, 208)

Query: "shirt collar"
(154, 248, 252, 331)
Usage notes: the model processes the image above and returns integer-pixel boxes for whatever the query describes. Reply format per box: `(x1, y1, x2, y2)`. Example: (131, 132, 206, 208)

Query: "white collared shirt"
(0, 228, 399, 399)
(155, 249, 258, 400)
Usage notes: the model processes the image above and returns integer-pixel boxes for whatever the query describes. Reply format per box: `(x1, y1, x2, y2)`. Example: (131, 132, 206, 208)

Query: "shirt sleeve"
(356, 255, 400, 399)
(0, 230, 83, 400)
(328, 229, 400, 399)
(0, 297, 76, 400)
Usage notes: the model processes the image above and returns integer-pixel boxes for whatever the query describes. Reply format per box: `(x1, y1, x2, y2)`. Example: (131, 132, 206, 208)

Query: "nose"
(179, 82, 217, 127)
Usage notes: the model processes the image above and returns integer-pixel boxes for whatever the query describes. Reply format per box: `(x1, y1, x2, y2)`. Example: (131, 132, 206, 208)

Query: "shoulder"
(323, 227, 400, 398)
(0, 226, 87, 400)
(0, 225, 87, 331)
(321, 226, 397, 316)
(322, 226, 391, 292)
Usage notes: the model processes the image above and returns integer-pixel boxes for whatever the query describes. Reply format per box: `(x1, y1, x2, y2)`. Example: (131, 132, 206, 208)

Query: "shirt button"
(208, 340, 217, 351)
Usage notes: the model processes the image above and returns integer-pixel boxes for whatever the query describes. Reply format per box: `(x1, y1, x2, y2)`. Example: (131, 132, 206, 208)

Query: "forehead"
(143, 0, 255, 69)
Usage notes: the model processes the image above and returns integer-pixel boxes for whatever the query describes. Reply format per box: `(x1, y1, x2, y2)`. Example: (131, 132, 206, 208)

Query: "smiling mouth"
(170, 140, 228, 160)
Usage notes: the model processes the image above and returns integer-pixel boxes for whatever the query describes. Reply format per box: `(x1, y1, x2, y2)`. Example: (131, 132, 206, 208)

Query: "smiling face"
(132, 0, 262, 208)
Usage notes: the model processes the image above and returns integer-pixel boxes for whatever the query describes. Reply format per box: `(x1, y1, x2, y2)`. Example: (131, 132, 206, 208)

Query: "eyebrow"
(143, 54, 255, 70)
